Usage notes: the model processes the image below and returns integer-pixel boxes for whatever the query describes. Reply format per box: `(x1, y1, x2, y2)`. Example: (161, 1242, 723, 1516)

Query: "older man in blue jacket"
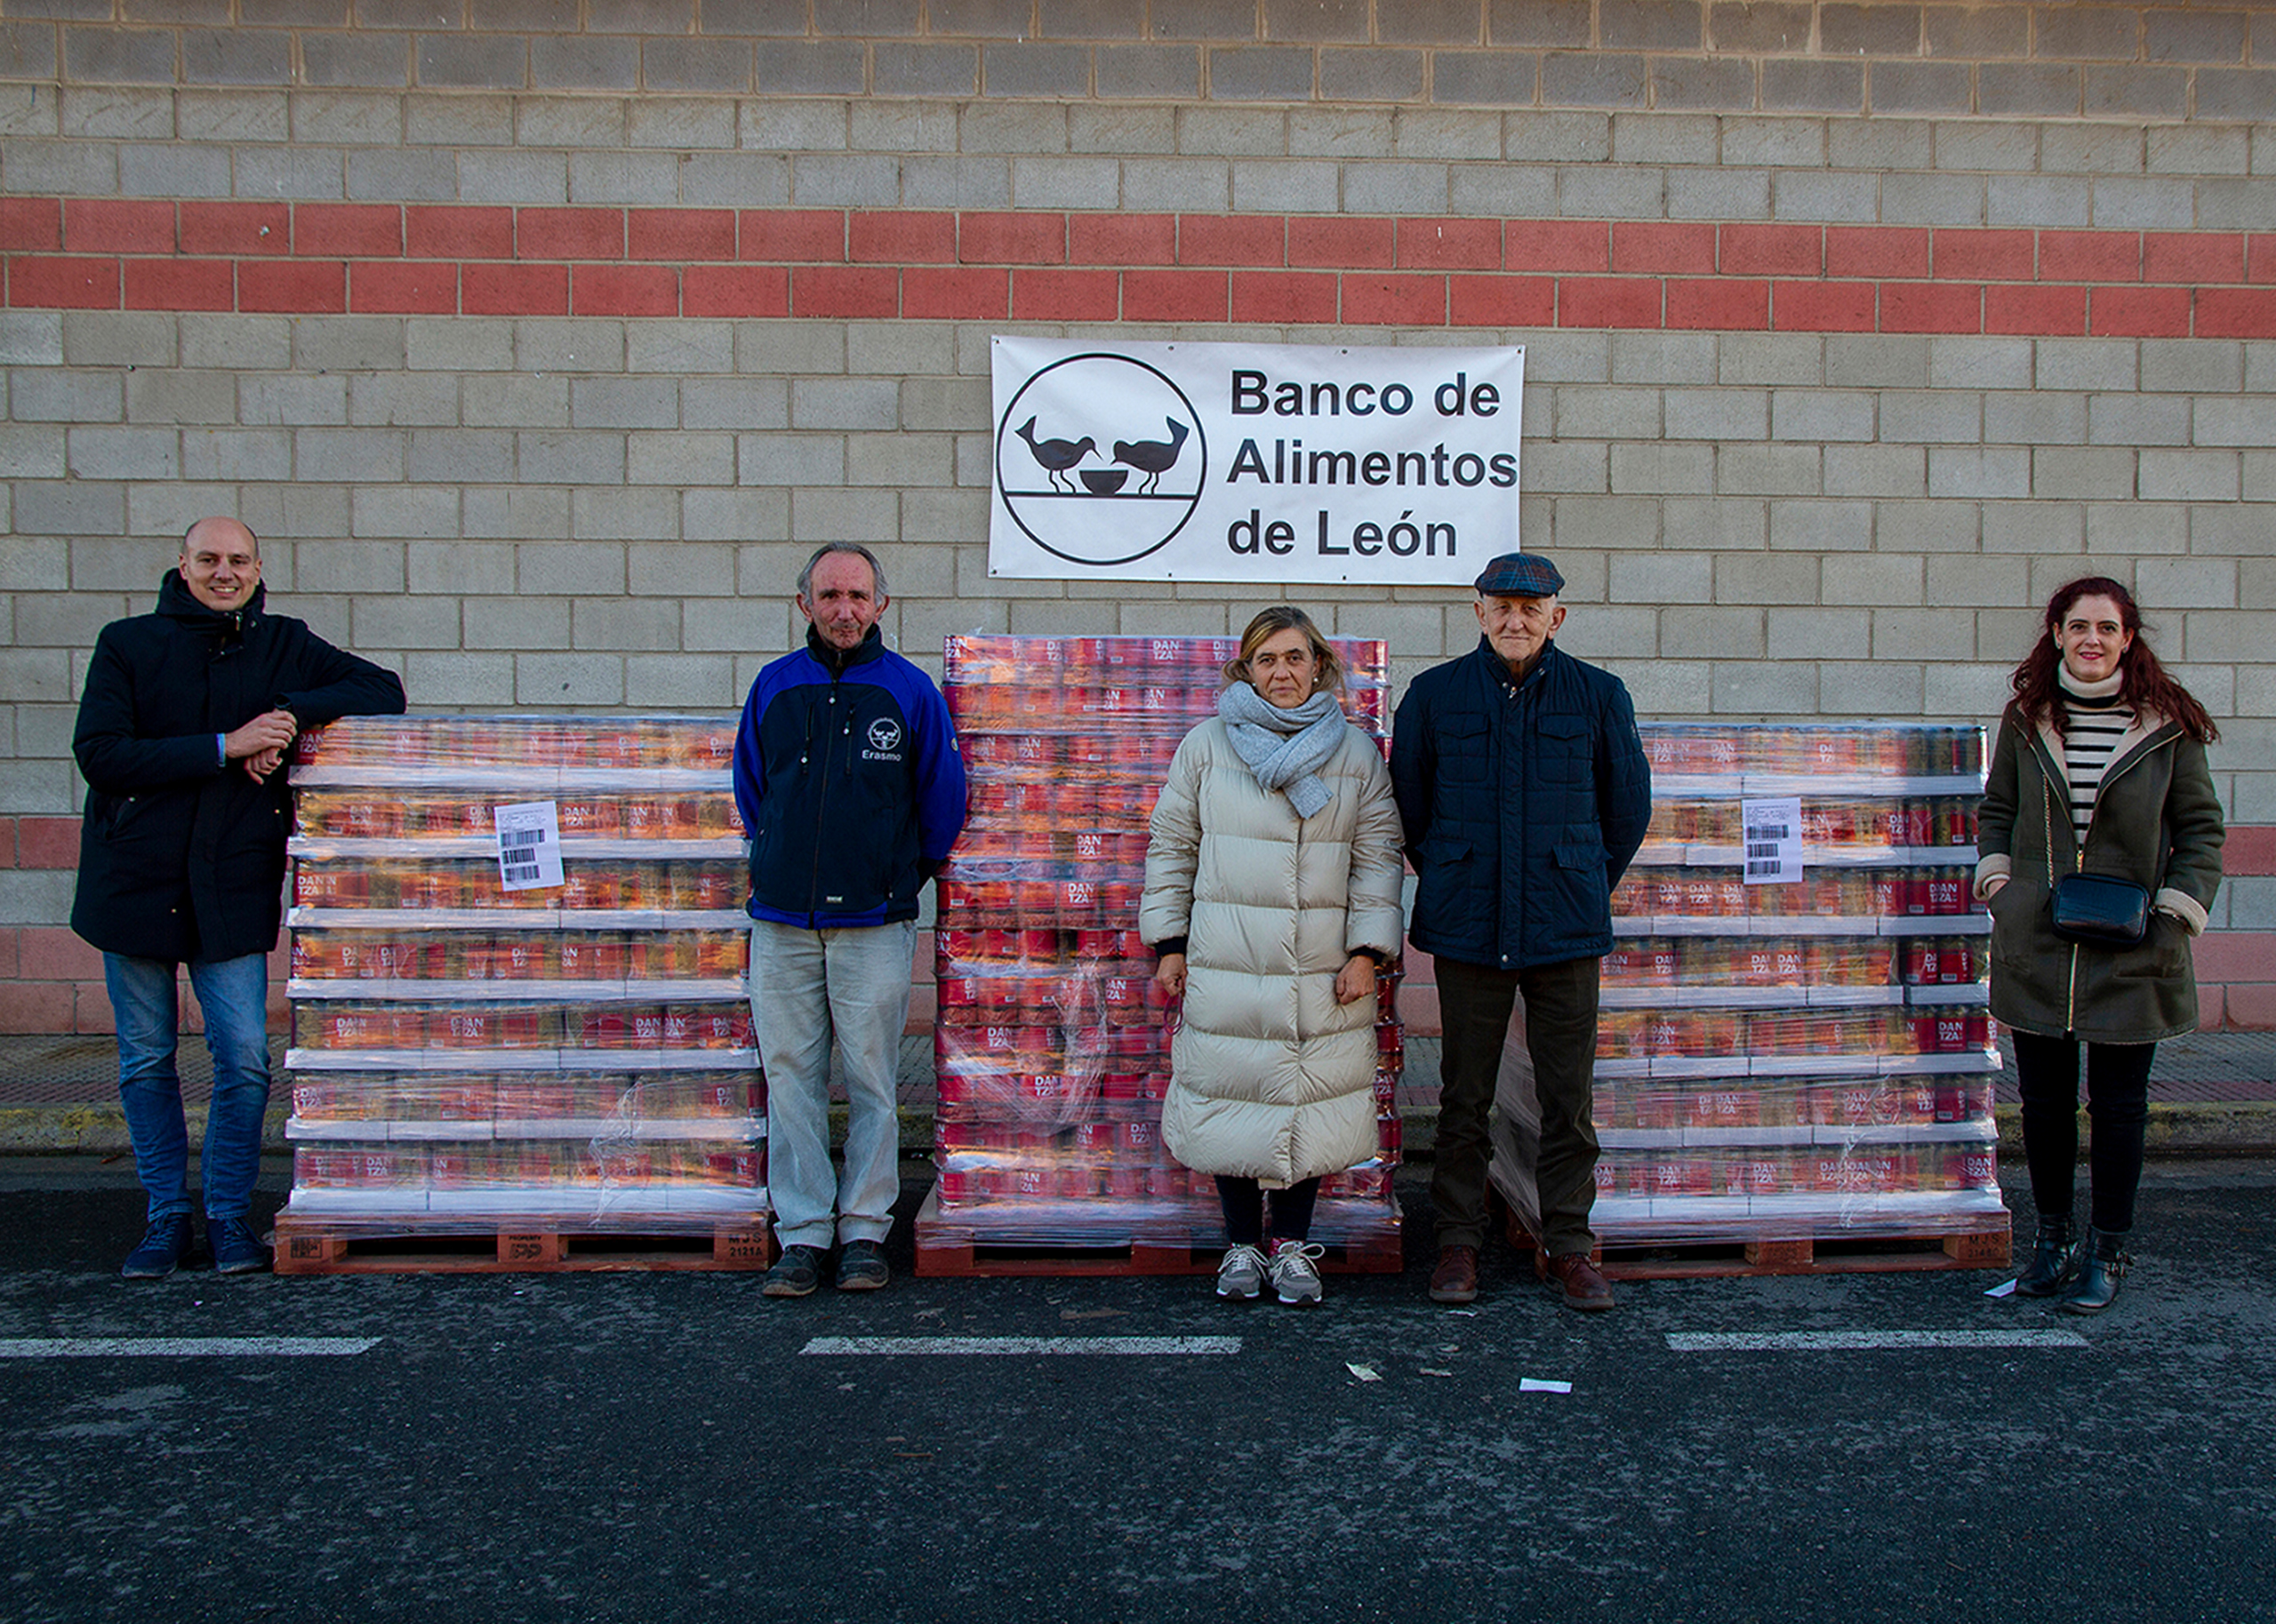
(733, 543, 967, 1299)
(1392, 552, 1651, 1311)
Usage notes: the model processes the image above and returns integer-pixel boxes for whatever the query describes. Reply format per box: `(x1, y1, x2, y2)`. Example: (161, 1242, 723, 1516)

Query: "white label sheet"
(1740, 796, 1804, 886)
(494, 800, 565, 892)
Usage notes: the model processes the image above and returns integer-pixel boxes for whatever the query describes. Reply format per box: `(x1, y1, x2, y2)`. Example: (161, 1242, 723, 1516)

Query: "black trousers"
(1216, 1176, 1321, 1246)
(2011, 1029, 2153, 1235)
(1431, 953, 1602, 1256)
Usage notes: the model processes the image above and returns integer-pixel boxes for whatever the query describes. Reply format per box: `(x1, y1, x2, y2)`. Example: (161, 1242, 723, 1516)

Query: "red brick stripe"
(5, 204, 2276, 333)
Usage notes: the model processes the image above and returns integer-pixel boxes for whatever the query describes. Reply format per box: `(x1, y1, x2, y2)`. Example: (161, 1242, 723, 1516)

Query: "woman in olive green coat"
(1975, 577, 2224, 1314)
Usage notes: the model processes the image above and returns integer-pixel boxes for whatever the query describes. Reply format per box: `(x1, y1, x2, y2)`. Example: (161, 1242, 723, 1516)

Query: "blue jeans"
(104, 951, 273, 1223)
(749, 919, 916, 1252)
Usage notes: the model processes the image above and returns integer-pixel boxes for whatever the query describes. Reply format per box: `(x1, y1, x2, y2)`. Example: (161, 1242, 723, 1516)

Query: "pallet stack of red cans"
(272, 716, 767, 1244)
(920, 634, 1403, 1265)
(1491, 722, 2006, 1248)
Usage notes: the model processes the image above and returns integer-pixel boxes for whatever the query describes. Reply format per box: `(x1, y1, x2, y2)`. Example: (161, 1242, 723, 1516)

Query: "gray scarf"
(1216, 684, 1345, 820)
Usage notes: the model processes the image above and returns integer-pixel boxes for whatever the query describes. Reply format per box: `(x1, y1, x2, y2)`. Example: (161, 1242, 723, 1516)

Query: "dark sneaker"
(121, 1213, 195, 1280)
(210, 1216, 270, 1276)
(836, 1238, 890, 1292)
(762, 1244, 826, 1298)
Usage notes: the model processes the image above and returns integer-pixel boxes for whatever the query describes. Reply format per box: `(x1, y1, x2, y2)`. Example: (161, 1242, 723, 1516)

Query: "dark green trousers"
(1430, 952, 1602, 1257)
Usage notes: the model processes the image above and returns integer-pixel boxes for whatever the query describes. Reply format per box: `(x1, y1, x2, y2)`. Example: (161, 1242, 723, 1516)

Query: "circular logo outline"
(867, 718, 902, 752)
(994, 353, 1207, 569)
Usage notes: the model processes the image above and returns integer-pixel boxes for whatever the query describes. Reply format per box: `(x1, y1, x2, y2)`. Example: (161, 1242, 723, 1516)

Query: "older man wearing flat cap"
(1390, 551, 1651, 1311)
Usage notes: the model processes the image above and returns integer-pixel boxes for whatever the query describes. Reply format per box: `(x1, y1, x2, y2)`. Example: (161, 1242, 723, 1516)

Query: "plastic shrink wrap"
(276, 716, 766, 1236)
(926, 635, 1402, 1252)
(1490, 721, 2006, 1246)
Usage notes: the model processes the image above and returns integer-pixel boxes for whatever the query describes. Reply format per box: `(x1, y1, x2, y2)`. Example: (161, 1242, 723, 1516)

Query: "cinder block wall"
(0, 2, 2269, 1035)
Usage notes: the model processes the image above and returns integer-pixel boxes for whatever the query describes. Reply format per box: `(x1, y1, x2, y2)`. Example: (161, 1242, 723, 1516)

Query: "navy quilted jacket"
(1390, 637, 1652, 972)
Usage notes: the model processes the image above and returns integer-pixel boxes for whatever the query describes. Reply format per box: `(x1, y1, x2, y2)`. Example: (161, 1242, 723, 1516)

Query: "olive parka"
(1139, 715, 1406, 1189)
(1974, 706, 2224, 1043)
(71, 572, 406, 965)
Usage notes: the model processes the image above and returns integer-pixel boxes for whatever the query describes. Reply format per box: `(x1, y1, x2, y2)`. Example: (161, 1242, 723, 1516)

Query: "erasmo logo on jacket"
(994, 351, 1206, 569)
(863, 718, 903, 761)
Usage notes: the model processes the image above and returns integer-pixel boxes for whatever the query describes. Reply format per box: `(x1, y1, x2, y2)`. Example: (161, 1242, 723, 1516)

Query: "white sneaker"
(1215, 1243, 1268, 1300)
(1268, 1239, 1326, 1306)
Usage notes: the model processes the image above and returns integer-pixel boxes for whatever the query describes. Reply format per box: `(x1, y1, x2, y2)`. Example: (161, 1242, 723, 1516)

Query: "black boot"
(2059, 1227, 2129, 1315)
(2013, 1212, 2080, 1298)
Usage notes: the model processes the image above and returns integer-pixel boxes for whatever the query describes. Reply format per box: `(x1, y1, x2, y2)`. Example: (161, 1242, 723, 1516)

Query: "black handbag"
(2044, 787, 2151, 948)
(2050, 871, 2151, 948)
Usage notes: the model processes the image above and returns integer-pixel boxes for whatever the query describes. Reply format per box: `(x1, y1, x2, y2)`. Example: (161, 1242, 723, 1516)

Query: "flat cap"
(1473, 551, 1564, 596)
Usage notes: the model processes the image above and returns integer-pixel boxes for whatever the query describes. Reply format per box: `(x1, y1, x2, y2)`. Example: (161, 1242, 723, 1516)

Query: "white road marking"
(1668, 1329, 2088, 1353)
(801, 1335, 1241, 1357)
(0, 1337, 381, 1359)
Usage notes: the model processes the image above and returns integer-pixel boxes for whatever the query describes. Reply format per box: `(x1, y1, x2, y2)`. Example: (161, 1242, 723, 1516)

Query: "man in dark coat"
(1391, 552, 1651, 1312)
(72, 517, 405, 1278)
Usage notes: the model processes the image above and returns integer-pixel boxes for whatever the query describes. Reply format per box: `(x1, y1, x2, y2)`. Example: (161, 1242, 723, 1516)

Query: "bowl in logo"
(1079, 468, 1128, 495)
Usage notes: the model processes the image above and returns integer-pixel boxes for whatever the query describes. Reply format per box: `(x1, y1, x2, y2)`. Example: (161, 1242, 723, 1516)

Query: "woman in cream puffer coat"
(1141, 606, 1406, 1307)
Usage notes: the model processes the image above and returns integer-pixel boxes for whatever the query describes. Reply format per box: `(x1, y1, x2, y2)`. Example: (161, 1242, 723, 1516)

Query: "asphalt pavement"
(3, 1156, 2272, 1624)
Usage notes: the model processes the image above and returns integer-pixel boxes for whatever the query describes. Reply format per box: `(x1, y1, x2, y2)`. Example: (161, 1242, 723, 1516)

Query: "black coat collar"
(156, 568, 266, 642)
(807, 623, 884, 674)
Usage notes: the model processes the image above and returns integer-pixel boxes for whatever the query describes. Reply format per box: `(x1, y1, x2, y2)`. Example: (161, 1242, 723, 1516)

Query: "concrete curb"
(7, 1100, 2273, 1160)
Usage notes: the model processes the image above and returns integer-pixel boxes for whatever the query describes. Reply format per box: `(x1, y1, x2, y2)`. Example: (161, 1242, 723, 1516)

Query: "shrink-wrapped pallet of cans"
(921, 635, 1402, 1264)
(274, 716, 767, 1241)
(1490, 721, 2007, 1248)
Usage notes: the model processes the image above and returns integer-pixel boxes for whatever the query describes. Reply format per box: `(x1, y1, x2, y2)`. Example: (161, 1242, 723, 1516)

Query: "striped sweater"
(2059, 667, 2132, 841)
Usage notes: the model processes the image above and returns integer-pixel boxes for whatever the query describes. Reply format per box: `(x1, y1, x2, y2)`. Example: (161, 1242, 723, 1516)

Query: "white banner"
(989, 337, 1523, 586)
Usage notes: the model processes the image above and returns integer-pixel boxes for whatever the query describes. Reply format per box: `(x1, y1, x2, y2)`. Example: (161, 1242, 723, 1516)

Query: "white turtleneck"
(2058, 665, 2133, 840)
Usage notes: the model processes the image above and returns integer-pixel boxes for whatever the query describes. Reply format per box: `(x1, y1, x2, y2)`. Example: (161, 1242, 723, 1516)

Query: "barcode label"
(1740, 796, 1804, 887)
(493, 800, 564, 892)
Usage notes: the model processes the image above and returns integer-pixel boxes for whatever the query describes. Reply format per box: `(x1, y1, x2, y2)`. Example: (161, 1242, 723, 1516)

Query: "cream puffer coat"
(1139, 715, 1406, 1188)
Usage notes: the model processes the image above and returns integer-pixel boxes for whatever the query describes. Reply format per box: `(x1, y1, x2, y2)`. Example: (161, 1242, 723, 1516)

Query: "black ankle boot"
(2059, 1227, 2129, 1315)
(2013, 1213, 2080, 1298)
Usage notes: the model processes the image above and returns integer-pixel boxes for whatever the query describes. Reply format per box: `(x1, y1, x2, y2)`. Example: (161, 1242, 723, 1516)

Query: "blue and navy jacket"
(733, 625, 967, 930)
(1390, 637, 1652, 972)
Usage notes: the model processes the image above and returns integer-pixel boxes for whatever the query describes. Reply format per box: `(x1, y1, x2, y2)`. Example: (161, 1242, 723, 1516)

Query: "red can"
(1921, 866, 1973, 916)
(936, 977, 980, 1024)
(558, 797, 621, 838)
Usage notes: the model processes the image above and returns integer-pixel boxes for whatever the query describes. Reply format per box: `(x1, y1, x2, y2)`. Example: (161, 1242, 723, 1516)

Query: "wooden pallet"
(272, 1214, 773, 1275)
(912, 1186, 1405, 1279)
(1494, 1196, 2010, 1280)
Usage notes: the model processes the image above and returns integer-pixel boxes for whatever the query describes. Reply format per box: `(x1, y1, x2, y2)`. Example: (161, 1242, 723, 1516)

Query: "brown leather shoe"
(1545, 1252, 1615, 1312)
(1429, 1244, 1479, 1304)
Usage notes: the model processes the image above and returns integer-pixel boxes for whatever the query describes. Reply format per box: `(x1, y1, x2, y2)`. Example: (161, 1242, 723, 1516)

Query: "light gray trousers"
(749, 918, 918, 1252)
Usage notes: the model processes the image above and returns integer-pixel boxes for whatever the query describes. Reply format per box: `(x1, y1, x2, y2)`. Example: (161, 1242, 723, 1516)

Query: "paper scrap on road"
(1519, 1378, 1573, 1394)
(1985, 1279, 2018, 1298)
(1418, 1368, 1454, 1378)
(1345, 1362, 1382, 1382)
